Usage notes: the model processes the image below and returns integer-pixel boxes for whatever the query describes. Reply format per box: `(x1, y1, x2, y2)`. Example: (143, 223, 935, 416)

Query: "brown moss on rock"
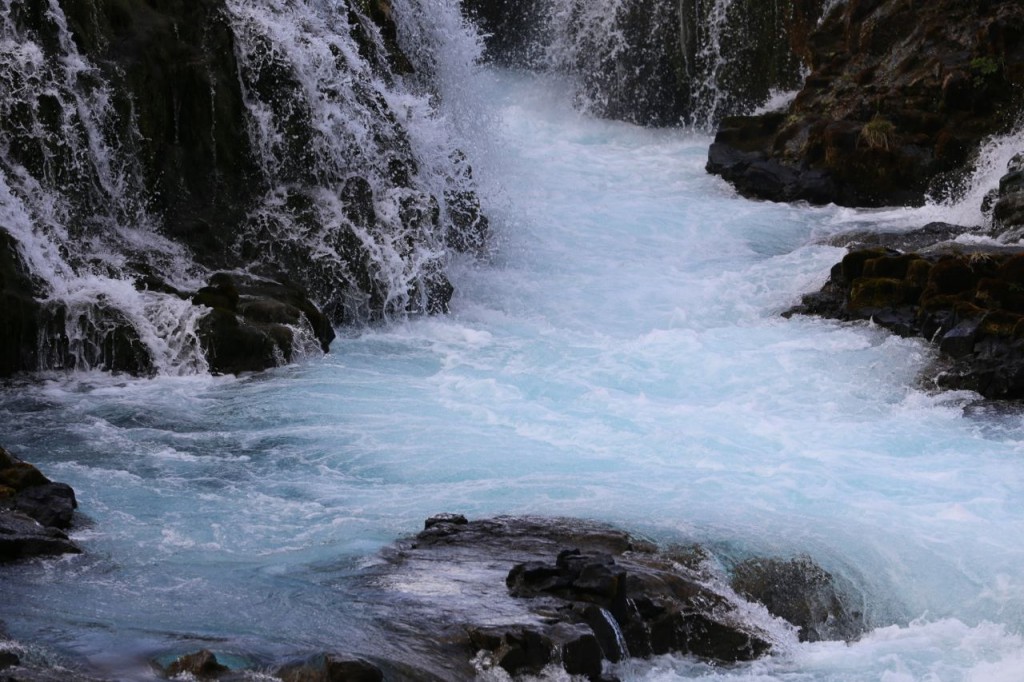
(787, 243, 1024, 399)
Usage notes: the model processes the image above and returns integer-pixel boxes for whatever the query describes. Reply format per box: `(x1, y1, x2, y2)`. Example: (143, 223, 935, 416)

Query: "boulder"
(353, 515, 864, 680)
(193, 272, 335, 375)
(161, 649, 229, 680)
(730, 556, 864, 643)
(0, 447, 77, 531)
(0, 510, 80, 562)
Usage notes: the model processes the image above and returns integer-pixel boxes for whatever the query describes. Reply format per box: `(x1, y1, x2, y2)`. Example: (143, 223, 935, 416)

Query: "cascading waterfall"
(0, 0, 209, 374)
(462, 0, 818, 128)
(684, 0, 735, 128)
(226, 0, 481, 323)
(0, 0, 489, 376)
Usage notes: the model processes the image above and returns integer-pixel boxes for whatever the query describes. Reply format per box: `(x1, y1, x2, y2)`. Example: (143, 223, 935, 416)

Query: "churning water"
(3, 4, 1024, 681)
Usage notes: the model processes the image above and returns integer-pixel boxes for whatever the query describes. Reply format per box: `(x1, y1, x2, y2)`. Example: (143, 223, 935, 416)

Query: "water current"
(2, 61, 1024, 682)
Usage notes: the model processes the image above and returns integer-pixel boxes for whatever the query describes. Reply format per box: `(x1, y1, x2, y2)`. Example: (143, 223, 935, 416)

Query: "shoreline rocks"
(0, 447, 80, 562)
(785, 225, 1024, 399)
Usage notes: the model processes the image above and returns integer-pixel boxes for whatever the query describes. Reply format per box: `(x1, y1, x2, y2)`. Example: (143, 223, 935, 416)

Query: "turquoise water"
(2, 71, 1024, 680)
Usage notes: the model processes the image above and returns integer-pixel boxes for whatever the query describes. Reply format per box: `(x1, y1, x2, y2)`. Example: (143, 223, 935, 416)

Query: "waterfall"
(460, 0, 821, 129)
(0, 0, 209, 375)
(0, 0, 489, 376)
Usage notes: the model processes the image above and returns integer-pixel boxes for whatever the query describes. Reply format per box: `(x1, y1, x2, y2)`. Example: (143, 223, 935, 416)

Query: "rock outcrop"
(191, 272, 335, 375)
(708, 0, 1024, 207)
(349, 514, 863, 680)
(785, 230, 1024, 398)
(0, 447, 80, 561)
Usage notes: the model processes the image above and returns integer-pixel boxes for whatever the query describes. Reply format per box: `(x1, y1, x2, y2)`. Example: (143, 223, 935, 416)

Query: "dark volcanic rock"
(162, 649, 229, 679)
(785, 242, 1024, 399)
(992, 152, 1024, 237)
(193, 272, 335, 375)
(0, 228, 41, 377)
(0, 447, 77, 531)
(0, 447, 80, 561)
(463, 0, 825, 127)
(276, 652, 384, 682)
(358, 515, 864, 680)
(708, 0, 1024, 207)
(0, 510, 80, 562)
(731, 556, 864, 643)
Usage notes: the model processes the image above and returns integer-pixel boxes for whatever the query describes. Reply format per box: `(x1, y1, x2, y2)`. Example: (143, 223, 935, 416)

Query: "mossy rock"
(849, 277, 914, 311)
(979, 310, 1024, 338)
(840, 248, 896, 282)
(0, 447, 50, 492)
(926, 258, 979, 296)
(861, 253, 923, 280)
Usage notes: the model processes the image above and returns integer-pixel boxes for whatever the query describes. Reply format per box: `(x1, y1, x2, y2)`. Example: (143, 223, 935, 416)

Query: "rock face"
(0, 447, 80, 561)
(192, 272, 335, 375)
(785, 231, 1024, 398)
(0, 0, 489, 378)
(0, 230, 40, 377)
(991, 152, 1024, 238)
(708, 0, 1024, 207)
(353, 515, 863, 680)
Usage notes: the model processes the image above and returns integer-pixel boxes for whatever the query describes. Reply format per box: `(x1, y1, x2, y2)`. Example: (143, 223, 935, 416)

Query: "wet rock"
(708, 1, 1024, 207)
(0, 447, 77, 531)
(360, 516, 827, 680)
(194, 272, 334, 375)
(463, 0, 825, 126)
(0, 448, 80, 561)
(0, 510, 81, 562)
(276, 653, 383, 682)
(0, 228, 41, 377)
(785, 243, 1024, 399)
(991, 152, 1024, 237)
(162, 649, 229, 680)
(730, 556, 864, 643)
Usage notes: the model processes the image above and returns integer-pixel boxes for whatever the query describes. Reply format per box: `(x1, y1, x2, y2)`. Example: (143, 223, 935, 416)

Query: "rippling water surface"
(2, 71, 1024, 680)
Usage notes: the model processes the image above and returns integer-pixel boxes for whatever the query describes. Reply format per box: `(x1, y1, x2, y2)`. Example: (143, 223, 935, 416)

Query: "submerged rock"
(276, 652, 384, 682)
(161, 649, 230, 680)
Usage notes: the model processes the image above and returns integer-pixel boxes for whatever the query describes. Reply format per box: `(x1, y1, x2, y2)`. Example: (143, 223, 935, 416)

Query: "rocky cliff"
(0, 0, 488, 376)
(708, 0, 1024, 207)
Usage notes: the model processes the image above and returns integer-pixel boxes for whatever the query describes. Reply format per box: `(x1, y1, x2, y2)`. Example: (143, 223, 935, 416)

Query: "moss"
(849, 277, 912, 310)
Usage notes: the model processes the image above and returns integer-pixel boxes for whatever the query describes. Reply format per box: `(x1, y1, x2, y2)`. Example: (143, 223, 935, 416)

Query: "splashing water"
(1, 1, 1024, 681)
